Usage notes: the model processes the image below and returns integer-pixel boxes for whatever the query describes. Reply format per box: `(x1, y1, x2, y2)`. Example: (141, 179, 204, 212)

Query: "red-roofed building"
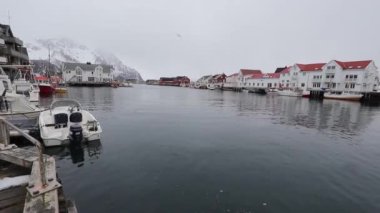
(223, 73, 239, 90)
(246, 72, 281, 89)
(238, 69, 262, 88)
(321, 60, 379, 92)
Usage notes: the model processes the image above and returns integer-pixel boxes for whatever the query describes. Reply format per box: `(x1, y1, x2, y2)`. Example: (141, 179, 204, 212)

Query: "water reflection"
(39, 87, 114, 111)
(217, 93, 376, 139)
(45, 140, 103, 166)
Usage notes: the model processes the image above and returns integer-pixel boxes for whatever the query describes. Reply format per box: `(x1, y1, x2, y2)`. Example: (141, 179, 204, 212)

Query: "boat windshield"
(50, 99, 82, 110)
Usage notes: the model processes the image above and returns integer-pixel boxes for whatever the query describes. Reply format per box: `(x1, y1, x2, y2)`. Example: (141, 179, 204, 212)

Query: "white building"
(62, 62, 113, 83)
(321, 60, 378, 92)
(238, 69, 262, 88)
(195, 75, 213, 89)
(223, 73, 239, 90)
(246, 73, 281, 89)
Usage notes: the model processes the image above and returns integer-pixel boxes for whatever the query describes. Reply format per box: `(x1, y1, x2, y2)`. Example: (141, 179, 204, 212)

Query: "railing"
(0, 118, 47, 187)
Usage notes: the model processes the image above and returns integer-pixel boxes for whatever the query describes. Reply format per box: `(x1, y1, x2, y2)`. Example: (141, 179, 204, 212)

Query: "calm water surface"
(42, 85, 380, 213)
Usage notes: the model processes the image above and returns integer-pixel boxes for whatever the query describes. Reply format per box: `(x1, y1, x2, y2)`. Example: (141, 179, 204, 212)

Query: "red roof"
(296, 63, 326, 71)
(249, 73, 280, 79)
(335, 60, 371, 70)
(240, 69, 262, 76)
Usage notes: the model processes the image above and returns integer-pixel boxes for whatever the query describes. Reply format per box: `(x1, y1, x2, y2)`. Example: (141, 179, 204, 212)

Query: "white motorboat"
(0, 68, 44, 118)
(324, 91, 363, 101)
(207, 84, 216, 90)
(13, 70, 31, 94)
(29, 84, 40, 102)
(39, 99, 102, 147)
(277, 88, 303, 97)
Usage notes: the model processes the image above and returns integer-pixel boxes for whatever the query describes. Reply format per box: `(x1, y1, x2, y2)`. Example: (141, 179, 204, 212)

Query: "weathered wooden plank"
(0, 185, 26, 200)
(0, 202, 24, 213)
(0, 148, 39, 168)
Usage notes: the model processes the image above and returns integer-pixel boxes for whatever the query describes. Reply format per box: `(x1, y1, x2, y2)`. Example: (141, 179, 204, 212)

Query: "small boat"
(324, 91, 363, 101)
(207, 84, 215, 90)
(39, 99, 102, 147)
(13, 70, 31, 94)
(35, 76, 55, 96)
(267, 88, 279, 94)
(302, 90, 310, 98)
(55, 87, 68, 93)
(277, 88, 303, 97)
(0, 68, 44, 118)
(28, 84, 40, 102)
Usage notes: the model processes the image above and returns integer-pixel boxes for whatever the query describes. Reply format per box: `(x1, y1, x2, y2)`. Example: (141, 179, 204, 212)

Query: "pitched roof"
(296, 63, 326, 72)
(63, 62, 113, 73)
(334, 60, 372, 70)
(280, 66, 291, 74)
(274, 66, 288, 73)
(249, 73, 280, 79)
(240, 69, 262, 76)
(227, 73, 238, 77)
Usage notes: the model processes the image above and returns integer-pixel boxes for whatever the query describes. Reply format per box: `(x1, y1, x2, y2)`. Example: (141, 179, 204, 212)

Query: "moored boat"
(323, 92, 363, 101)
(39, 99, 102, 147)
(302, 90, 310, 98)
(35, 76, 55, 96)
(277, 88, 303, 97)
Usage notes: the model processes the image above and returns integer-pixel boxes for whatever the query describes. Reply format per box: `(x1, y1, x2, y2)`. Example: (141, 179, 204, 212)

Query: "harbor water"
(42, 85, 380, 213)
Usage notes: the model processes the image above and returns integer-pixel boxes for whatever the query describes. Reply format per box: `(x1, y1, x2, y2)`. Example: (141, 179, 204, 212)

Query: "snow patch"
(0, 175, 30, 190)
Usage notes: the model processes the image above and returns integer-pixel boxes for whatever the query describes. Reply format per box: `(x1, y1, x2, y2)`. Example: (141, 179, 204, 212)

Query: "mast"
(48, 44, 51, 78)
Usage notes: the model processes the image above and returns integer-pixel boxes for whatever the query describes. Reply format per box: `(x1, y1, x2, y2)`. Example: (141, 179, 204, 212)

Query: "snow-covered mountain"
(25, 38, 143, 81)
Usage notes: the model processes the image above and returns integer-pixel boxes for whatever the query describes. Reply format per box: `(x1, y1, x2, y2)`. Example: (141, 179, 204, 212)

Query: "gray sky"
(2, 0, 380, 80)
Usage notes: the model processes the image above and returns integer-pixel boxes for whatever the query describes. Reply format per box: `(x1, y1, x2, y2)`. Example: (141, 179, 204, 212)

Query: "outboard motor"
(69, 112, 83, 143)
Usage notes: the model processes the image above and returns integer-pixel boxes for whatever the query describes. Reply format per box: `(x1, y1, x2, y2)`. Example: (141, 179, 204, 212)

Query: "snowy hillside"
(25, 38, 143, 81)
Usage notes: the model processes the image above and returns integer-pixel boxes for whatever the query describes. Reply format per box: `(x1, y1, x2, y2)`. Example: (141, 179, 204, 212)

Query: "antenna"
(7, 10, 11, 25)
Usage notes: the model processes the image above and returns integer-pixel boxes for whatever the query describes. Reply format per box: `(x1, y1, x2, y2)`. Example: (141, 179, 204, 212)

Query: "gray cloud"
(2, 0, 380, 80)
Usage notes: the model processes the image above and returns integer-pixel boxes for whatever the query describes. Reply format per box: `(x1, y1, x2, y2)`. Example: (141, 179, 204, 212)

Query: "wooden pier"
(0, 118, 77, 213)
(309, 89, 380, 104)
(67, 82, 111, 87)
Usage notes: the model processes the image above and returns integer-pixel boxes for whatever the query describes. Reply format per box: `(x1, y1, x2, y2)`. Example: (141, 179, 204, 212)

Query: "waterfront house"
(238, 69, 262, 88)
(62, 62, 113, 86)
(159, 76, 190, 87)
(292, 63, 325, 90)
(195, 75, 213, 89)
(321, 60, 378, 92)
(246, 73, 281, 89)
(146, 79, 159, 85)
(223, 73, 239, 90)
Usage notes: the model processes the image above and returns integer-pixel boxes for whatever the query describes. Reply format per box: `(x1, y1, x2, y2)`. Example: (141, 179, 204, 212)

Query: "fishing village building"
(218, 60, 379, 93)
(62, 62, 113, 86)
(159, 76, 190, 87)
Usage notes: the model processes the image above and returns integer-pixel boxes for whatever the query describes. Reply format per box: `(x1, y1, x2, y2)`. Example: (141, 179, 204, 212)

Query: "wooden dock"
(0, 118, 77, 213)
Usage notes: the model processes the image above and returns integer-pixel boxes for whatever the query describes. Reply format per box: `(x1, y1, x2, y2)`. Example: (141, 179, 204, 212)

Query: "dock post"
(0, 119, 10, 146)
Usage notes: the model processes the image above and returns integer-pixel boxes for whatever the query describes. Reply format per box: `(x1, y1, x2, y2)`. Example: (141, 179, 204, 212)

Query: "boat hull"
(278, 90, 302, 97)
(324, 94, 363, 101)
(39, 85, 55, 96)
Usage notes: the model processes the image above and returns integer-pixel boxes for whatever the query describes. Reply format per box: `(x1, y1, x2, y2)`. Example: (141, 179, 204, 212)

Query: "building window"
(331, 75, 334, 78)
(346, 75, 349, 79)
(350, 83, 355, 89)
(301, 83, 305, 87)
(303, 72, 306, 76)
(253, 83, 255, 86)
(345, 83, 349, 88)
(326, 75, 330, 79)
(350, 75, 353, 79)
(354, 75, 358, 79)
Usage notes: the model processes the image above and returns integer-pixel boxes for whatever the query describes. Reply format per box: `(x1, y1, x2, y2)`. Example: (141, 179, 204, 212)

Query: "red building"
(159, 76, 190, 87)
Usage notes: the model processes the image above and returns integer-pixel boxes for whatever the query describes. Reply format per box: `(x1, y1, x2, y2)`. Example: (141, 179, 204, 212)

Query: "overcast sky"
(2, 0, 380, 80)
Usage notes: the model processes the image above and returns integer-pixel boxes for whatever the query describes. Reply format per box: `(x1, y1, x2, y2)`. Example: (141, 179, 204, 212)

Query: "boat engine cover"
(69, 124, 83, 143)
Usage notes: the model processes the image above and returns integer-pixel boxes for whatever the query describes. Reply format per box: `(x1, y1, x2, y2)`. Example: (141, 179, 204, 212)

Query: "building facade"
(0, 23, 30, 78)
(159, 76, 190, 87)
(62, 62, 113, 84)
